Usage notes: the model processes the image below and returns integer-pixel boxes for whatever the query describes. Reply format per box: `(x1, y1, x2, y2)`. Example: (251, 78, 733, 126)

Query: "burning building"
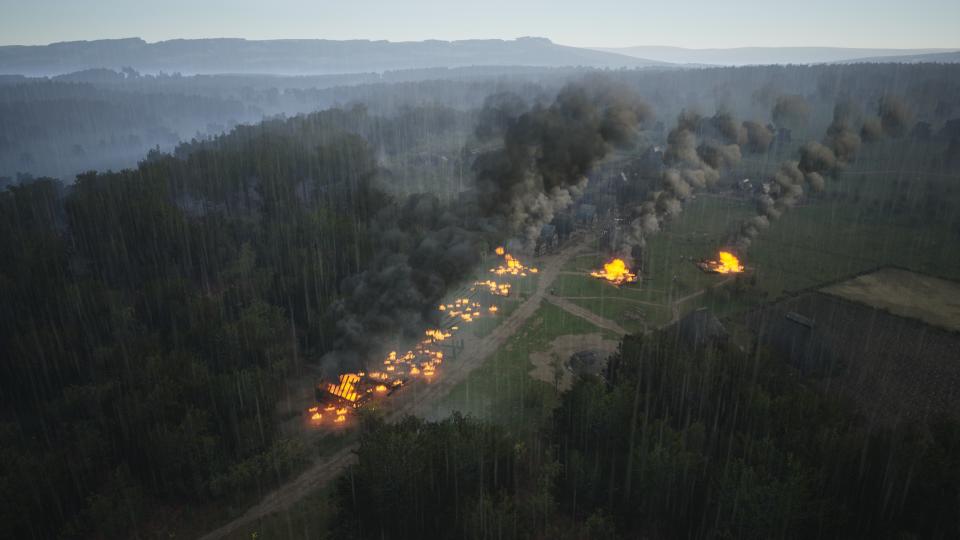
(308, 253, 533, 427)
(590, 258, 639, 286)
(695, 251, 745, 274)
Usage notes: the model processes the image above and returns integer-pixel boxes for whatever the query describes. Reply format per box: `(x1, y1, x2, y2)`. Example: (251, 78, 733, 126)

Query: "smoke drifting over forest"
(321, 80, 652, 376)
(732, 96, 913, 249)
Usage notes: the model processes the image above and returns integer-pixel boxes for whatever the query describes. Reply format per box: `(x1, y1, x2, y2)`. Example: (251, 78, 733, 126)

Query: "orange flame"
(698, 251, 744, 274)
(473, 279, 511, 296)
(590, 258, 638, 286)
(715, 251, 744, 273)
(327, 373, 361, 402)
(490, 250, 538, 276)
(312, 247, 540, 423)
(425, 329, 452, 342)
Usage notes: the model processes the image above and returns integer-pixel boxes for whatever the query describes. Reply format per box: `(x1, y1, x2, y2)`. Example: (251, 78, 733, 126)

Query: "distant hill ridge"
(595, 45, 960, 66)
(0, 37, 667, 76)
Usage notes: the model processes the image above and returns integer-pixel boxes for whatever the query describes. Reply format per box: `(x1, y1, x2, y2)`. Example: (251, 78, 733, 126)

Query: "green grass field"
(432, 301, 612, 436)
(566, 296, 668, 331)
(546, 160, 960, 333)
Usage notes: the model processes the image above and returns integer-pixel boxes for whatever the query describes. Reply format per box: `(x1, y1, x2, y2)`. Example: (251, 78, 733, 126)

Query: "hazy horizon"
(2, 36, 958, 52)
(1, 0, 958, 49)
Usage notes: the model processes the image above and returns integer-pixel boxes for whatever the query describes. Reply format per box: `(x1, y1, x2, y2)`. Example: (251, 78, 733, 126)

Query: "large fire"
(590, 258, 638, 286)
(308, 245, 539, 427)
(327, 373, 361, 403)
(696, 251, 745, 274)
(490, 247, 538, 277)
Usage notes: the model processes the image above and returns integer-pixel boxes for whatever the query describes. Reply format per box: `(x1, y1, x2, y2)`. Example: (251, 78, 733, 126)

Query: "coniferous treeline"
(335, 331, 960, 539)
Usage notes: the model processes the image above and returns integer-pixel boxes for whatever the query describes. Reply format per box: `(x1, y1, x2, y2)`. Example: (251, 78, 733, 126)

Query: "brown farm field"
(821, 267, 960, 332)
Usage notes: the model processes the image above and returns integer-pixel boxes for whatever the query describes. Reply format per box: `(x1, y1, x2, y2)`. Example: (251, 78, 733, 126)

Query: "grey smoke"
(798, 141, 838, 175)
(742, 121, 774, 153)
(824, 102, 862, 163)
(615, 110, 760, 267)
(879, 96, 912, 138)
(771, 94, 810, 129)
(861, 116, 884, 142)
(321, 80, 651, 376)
(859, 96, 911, 143)
(731, 98, 904, 250)
(474, 79, 653, 248)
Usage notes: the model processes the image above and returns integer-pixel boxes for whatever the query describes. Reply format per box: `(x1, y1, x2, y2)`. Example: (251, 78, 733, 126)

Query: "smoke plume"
(861, 117, 884, 142)
(742, 121, 774, 153)
(321, 80, 651, 375)
(771, 95, 810, 129)
(474, 81, 652, 248)
(730, 97, 908, 250)
(615, 110, 761, 270)
(879, 96, 912, 138)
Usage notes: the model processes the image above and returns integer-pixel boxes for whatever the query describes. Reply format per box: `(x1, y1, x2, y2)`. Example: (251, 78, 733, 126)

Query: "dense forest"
(0, 108, 391, 536)
(332, 330, 960, 539)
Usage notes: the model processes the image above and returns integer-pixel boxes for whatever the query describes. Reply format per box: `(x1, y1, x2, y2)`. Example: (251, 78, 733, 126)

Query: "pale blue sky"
(1, 0, 957, 48)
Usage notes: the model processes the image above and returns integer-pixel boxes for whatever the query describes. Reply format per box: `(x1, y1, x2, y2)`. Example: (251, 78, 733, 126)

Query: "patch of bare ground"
(529, 332, 619, 391)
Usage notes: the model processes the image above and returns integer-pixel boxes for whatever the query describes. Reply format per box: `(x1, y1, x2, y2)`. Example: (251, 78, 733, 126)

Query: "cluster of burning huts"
(308, 248, 537, 426)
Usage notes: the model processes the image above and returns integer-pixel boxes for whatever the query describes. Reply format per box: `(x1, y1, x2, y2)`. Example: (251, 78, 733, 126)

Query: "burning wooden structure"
(307, 246, 534, 427)
(695, 251, 745, 274)
(590, 258, 639, 286)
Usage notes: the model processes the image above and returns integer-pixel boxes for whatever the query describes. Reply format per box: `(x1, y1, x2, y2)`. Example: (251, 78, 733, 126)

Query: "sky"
(1, 0, 958, 49)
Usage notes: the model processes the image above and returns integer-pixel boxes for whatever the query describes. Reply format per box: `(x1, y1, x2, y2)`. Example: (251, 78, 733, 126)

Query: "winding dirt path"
(668, 275, 736, 323)
(544, 294, 628, 335)
(199, 238, 587, 540)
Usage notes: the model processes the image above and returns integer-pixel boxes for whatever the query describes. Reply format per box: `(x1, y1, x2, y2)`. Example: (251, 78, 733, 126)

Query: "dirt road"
(199, 238, 587, 540)
(668, 275, 736, 323)
(544, 294, 628, 335)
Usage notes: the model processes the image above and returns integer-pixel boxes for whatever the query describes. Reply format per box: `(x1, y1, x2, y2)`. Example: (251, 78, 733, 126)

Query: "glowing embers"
(311, 266, 535, 427)
(425, 328, 451, 342)
(490, 246, 539, 277)
(307, 404, 346, 426)
(439, 298, 484, 324)
(473, 279, 511, 296)
(590, 258, 638, 286)
(696, 251, 745, 274)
